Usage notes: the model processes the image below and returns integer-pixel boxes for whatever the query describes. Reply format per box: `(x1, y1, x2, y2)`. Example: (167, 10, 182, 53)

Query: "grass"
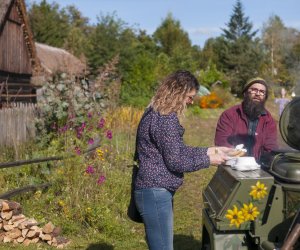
(0, 99, 285, 249)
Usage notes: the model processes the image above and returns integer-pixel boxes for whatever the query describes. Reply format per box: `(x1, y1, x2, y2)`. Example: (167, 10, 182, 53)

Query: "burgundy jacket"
(214, 104, 278, 160)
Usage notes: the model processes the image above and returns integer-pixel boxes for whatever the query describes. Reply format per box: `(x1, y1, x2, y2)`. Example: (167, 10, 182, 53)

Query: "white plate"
(231, 164, 261, 171)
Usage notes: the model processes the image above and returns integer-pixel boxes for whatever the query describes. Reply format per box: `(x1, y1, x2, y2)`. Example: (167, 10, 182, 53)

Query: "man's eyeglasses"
(248, 87, 266, 96)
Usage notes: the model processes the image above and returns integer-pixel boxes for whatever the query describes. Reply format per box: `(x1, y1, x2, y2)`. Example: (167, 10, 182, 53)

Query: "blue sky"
(28, 0, 300, 47)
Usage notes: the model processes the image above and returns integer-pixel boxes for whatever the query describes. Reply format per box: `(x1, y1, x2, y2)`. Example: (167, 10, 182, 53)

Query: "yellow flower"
(96, 149, 105, 161)
(242, 203, 260, 221)
(56, 169, 64, 175)
(225, 205, 245, 228)
(250, 181, 268, 200)
(97, 148, 104, 156)
(58, 200, 65, 207)
(34, 190, 42, 200)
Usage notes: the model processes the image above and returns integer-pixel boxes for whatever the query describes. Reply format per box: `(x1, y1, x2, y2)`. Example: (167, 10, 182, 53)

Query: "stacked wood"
(0, 199, 70, 248)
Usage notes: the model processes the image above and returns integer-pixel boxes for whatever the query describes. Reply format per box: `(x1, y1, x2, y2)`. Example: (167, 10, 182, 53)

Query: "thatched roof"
(35, 42, 87, 76)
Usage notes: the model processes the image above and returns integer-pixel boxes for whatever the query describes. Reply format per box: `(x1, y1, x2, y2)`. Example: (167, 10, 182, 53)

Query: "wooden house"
(0, 0, 40, 104)
(0, 0, 86, 105)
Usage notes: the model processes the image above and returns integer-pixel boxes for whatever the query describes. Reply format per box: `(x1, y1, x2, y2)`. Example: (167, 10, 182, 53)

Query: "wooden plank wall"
(0, 2, 32, 74)
(0, 103, 36, 146)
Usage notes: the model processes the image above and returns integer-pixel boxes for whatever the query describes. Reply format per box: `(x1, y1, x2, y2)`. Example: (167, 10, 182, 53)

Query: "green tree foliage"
(200, 37, 229, 71)
(27, 0, 300, 106)
(285, 34, 300, 72)
(86, 13, 161, 107)
(261, 16, 300, 87)
(261, 15, 289, 81)
(119, 30, 158, 107)
(222, 0, 257, 41)
(63, 5, 92, 58)
(86, 13, 125, 74)
(226, 38, 264, 94)
(153, 13, 199, 72)
(153, 13, 191, 56)
(120, 49, 157, 107)
(220, 0, 263, 96)
(28, 0, 70, 47)
(198, 61, 228, 88)
(282, 30, 300, 89)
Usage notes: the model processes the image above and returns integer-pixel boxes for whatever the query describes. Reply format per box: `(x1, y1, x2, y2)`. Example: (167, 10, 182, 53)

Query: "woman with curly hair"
(134, 70, 232, 250)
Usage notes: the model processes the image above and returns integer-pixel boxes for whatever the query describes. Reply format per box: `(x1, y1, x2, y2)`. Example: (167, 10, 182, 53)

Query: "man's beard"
(242, 94, 266, 120)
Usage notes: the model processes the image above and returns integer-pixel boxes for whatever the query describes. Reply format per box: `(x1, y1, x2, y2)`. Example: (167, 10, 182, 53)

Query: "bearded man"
(214, 77, 278, 161)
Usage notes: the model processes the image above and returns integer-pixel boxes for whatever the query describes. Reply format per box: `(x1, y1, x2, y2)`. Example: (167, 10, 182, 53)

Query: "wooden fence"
(0, 103, 37, 146)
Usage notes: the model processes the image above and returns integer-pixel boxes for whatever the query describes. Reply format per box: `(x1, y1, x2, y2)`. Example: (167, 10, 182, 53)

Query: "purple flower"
(88, 138, 94, 145)
(106, 130, 112, 139)
(85, 165, 95, 174)
(58, 125, 68, 134)
(76, 132, 82, 139)
(75, 146, 81, 155)
(97, 175, 106, 185)
(97, 118, 105, 128)
(87, 112, 93, 118)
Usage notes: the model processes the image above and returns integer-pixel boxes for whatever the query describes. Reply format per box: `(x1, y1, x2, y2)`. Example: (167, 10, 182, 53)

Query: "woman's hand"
(207, 146, 234, 156)
(207, 147, 231, 165)
(209, 153, 228, 165)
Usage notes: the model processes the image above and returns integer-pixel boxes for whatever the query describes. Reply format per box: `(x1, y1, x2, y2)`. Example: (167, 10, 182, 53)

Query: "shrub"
(199, 92, 223, 109)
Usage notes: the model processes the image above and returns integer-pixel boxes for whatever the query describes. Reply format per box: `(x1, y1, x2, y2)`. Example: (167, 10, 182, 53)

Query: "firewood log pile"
(0, 199, 70, 248)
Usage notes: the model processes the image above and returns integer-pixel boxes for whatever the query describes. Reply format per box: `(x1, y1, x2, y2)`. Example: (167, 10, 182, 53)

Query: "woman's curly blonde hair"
(150, 70, 199, 115)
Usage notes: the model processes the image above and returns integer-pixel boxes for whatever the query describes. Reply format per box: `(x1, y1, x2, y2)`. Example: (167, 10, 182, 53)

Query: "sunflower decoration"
(225, 205, 245, 228)
(249, 181, 268, 200)
(241, 202, 260, 221)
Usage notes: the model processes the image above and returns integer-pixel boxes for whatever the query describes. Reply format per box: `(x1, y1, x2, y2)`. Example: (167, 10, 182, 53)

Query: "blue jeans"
(134, 188, 175, 250)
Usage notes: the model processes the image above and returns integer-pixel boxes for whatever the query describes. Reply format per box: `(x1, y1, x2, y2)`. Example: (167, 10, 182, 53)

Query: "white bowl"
(235, 157, 257, 166)
(234, 164, 260, 171)
(226, 156, 260, 171)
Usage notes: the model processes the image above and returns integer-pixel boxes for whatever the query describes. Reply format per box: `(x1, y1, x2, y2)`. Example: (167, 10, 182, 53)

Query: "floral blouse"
(135, 107, 210, 192)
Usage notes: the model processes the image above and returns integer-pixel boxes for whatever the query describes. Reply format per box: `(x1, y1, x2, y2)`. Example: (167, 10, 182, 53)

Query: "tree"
(119, 30, 160, 107)
(282, 29, 300, 89)
(198, 61, 228, 89)
(86, 13, 126, 74)
(63, 5, 92, 57)
(261, 15, 288, 80)
(222, 0, 257, 41)
(153, 13, 191, 56)
(220, 0, 263, 95)
(28, 0, 70, 47)
(200, 37, 228, 71)
(153, 13, 199, 72)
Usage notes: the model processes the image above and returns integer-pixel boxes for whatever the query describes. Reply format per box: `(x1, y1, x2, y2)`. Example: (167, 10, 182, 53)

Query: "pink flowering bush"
(50, 110, 114, 188)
